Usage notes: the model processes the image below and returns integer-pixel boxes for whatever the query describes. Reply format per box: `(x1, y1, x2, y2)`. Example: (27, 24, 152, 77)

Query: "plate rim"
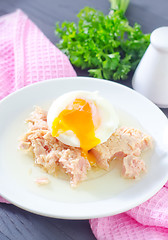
(0, 76, 168, 219)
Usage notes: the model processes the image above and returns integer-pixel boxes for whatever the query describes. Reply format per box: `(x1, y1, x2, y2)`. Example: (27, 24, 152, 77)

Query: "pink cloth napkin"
(90, 182, 168, 240)
(0, 9, 76, 101)
(1, 9, 168, 240)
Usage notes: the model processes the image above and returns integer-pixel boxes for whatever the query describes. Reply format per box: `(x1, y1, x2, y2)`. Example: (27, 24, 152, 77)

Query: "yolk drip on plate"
(51, 98, 101, 165)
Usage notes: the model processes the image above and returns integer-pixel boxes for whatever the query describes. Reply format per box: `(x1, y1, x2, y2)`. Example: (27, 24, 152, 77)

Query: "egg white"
(47, 91, 119, 147)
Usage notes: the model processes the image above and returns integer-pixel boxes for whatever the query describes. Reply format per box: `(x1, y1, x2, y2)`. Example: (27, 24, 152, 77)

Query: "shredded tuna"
(35, 177, 50, 185)
(59, 149, 91, 187)
(90, 127, 152, 178)
(19, 107, 153, 185)
(26, 106, 48, 131)
(19, 107, 91, 187)
(122, 155, 146, 179)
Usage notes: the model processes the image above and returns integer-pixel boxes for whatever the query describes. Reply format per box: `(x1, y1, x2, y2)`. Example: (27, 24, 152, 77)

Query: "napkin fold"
(0, 9, 168, 240)
(0, 9, 76, 100)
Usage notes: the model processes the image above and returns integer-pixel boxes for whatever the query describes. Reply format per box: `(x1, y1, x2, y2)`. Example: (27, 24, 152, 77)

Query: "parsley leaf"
(55, 0, 150, 81)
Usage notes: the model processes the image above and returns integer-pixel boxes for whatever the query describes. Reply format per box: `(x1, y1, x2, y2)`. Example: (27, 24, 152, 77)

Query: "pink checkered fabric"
(0, 9, 76, 100)
(90, 182, 168, 239)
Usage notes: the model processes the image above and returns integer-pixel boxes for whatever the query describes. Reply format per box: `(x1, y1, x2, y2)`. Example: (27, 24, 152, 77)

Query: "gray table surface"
(0, 0, 168, 239)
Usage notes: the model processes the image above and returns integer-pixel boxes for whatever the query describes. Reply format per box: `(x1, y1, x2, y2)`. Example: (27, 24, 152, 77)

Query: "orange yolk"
(51, 98, 101, 165)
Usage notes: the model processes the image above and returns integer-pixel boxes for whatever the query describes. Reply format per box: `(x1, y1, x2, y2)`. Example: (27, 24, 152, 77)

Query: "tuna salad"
(19, 107, 153, 187)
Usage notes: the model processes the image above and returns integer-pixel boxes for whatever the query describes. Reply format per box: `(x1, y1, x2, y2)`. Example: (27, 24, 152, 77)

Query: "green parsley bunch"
(55, 0, 150, 80)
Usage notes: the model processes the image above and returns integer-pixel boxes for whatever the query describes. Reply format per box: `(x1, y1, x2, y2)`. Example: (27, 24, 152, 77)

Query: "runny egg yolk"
(51, 98, 101, 165)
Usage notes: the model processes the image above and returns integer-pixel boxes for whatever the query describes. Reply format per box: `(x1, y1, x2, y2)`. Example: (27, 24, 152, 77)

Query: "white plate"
(0, 77, 168, 219)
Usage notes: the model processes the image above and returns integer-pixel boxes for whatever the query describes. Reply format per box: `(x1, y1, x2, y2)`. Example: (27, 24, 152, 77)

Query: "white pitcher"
(132, 26, 168, 108)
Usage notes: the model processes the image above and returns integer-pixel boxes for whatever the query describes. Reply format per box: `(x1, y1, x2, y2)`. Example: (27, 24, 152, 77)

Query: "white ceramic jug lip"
(151, 26, 168, 52)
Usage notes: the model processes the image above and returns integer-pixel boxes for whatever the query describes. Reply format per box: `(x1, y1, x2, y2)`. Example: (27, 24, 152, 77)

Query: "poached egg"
(47, 91, 119, 164)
